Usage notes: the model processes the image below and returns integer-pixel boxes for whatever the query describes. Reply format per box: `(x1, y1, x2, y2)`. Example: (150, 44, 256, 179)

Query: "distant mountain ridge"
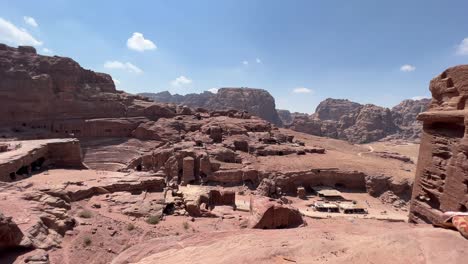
(139, 88, 283, 125)
(139, 90, 430, 144)
(288, 98, 430, 143)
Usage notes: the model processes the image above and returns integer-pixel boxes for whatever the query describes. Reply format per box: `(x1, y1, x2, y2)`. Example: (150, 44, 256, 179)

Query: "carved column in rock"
(181, 157, 195, 185)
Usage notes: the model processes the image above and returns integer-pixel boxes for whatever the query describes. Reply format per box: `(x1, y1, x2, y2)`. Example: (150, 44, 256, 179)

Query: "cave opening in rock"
(163, 203, 175, 214)
(424, 190, 441, 209)
(9, 172, 16, 181)
(136, 164, 142, 171)
(31, 157, 46, 171)
(16, 165, 29, 176)
(459, 204, 467, 212)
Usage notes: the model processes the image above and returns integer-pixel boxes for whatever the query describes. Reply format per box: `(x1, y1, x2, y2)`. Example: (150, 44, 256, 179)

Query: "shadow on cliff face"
(0, 248, 33, 264)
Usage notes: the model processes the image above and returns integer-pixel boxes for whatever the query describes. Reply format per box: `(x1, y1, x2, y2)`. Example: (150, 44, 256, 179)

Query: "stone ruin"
(409, 65, 468, 224)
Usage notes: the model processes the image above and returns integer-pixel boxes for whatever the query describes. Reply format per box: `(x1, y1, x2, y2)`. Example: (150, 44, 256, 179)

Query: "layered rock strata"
(409, 65, 468, 224)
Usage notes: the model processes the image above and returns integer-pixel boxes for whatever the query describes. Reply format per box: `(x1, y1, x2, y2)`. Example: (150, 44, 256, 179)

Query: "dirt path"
(357, 146, 374, 157)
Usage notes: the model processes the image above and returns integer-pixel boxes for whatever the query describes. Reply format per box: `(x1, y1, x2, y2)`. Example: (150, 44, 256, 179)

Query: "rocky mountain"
(277, 109, 309, 126)
(0, 44, 175, 128)
(389, 98, 431, 141)
(277, 109, 293, 125)
(139, 88, 283, 126)
(288, 98, 430, 144)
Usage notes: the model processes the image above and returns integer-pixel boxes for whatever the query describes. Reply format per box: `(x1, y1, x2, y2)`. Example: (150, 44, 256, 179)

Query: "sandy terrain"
(271, 129, 418, 180)
(112, 218, 467, 264)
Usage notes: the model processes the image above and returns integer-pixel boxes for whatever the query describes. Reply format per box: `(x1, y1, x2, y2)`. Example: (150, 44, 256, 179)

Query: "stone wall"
(409, 65, 468, 224)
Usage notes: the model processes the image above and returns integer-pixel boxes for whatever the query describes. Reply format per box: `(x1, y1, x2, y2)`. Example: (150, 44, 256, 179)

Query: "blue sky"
(1, 0, 468, 113)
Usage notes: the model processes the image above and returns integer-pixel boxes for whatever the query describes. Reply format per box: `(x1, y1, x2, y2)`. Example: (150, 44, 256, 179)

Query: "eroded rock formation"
(248, 196, 305, 229)
(409, 65, 468, 224)
(139, 88, 283, 126)
(288, 98, 430, 143)
(0, 44, 176, 139)
(0, 139, 84, 182)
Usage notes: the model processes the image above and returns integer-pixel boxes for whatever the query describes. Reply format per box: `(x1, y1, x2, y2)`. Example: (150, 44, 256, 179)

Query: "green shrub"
(78, 210, 93, 218)
(146, 215, 160, 225)
(126, 223, 135, 231)
(83, 236, 92, 246)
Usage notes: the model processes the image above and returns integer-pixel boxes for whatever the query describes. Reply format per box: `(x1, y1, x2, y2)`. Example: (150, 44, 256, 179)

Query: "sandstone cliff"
(409, 65, 468, 224)
(140, 88, 283, 126)
(288, 98, 430, 144)
(0, 44, 177, 137)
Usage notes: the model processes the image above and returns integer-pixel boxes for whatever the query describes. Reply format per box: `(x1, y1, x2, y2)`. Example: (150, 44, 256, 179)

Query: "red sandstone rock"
(410, 65, 468, 224)
(0, 211, 31, 248)
(248, 195, 305, 229)
(140, 88, 283, 126)
(289, 98, 430, 143)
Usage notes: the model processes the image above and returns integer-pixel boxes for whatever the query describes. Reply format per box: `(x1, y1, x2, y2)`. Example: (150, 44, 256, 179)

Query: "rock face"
(409, 65, 468, 224)
(276, 109, 307, 126)
(248, 196, 305, 229)
(139, 88, 283, 126)
(0, 44, 176, 137)
(390, 98, 431, 140)
(0, 211, 29, 248)
(289, 98, 430, 143)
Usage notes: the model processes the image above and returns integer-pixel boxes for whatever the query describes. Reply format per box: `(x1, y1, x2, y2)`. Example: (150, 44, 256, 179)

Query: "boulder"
(0, 211, 30, 248)
(248, 196, 305, 229)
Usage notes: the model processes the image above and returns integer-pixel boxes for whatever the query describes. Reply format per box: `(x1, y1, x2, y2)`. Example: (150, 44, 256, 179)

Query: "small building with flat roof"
(313, 201, 339, 213)
(338, 202, 367, 214)
(311, 186, 345, 201)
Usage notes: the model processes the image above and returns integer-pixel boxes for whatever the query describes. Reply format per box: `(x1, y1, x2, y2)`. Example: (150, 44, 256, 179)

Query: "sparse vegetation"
(183, 221, 190, 230)
(146, 215, 160, 225)
(78, 210, 93, 218)
(83, 236, 92, 246)
(126, 223, 135, 231)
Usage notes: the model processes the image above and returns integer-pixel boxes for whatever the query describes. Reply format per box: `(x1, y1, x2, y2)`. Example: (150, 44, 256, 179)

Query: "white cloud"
(456, 38, 468, 55)
(0, 17, 42, 46)
(41, 47, 52, 54)
(207, 88, 218, 93)
(242, 60, 249, 65)
(104, 60, 143, 74)
(23, 16, 38, 27)
(293, 87, 313, 94)
(127, 32, 156, 52)
(256, 58, 262, 63)
(171, 76, 192, 87)
(411, 95, 430, 100)
(400, 64, 416, 72)
(113, 79, 121, 85)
